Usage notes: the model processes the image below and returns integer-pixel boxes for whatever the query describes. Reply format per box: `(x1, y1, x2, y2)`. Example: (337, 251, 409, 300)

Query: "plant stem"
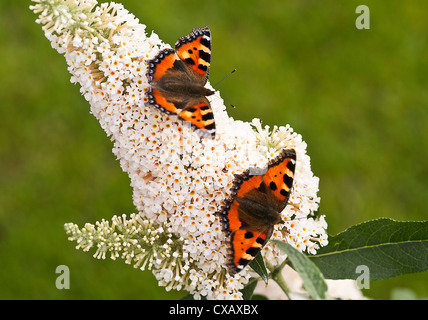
(266, 259, 291, 299)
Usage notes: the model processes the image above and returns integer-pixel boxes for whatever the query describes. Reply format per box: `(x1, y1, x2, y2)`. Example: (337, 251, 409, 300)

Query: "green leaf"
(240, 277, 259, 300)
(249, 252, 269, 284)
(309, 218, 428, 280)
(273, 240, 327, 300)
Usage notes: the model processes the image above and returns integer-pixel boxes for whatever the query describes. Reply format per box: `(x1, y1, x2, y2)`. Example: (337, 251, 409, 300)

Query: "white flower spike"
(31, 0, 328, 299)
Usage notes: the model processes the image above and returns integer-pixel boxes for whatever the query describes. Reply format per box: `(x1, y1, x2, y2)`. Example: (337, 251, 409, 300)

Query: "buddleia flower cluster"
(31, 0, 328, 299)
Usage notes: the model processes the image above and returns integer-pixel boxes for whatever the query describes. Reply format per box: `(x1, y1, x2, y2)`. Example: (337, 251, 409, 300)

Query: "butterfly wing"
(146, 48, 184, 115)
(145, 28, 215, 137)
(228, 227, 273, 274)
(218, 174, 265, 235)
(147, 88, 215, 137)
(218, 149, 297, 274)
(146, 48, 177, 84)
(218, 173, 272, 274)
(262, 149, 297, 212)
(178, 98, 215, 137)
(175, 27, 211, 83)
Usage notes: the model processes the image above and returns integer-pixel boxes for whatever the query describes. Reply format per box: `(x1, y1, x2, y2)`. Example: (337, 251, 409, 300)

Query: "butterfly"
(217, 149, 297, 274)
(145, 26, 216, 138)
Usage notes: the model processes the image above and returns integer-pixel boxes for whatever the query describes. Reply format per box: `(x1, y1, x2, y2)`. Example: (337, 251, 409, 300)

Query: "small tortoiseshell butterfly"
(145, 27, 216, 138)
(217, 149, 297, 274)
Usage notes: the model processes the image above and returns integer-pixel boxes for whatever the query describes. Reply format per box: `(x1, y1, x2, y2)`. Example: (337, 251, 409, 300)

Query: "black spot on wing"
(280, 189, 289, 197)
(200, 37, 211, 49)
(185, 106, 197, 113)
(246, 247, 260, 257)
(283, 174, 293, 189)
(287, 160, 296, 172)
(204, 122, 215, 130)
(198, 50, 211, 63)
(238, 258, 251, 267)
(198, 64, 208, 72)
(269, 181, 278, 191)
(202, 112, 214, 121)
(244, 231, 254, 239)
(184, 57, 196, 65)
(256, 237, 265, 245)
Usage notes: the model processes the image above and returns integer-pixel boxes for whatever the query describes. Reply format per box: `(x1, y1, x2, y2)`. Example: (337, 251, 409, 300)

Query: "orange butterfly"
(217, 149, 296, 274)
(145, 27, 215, 138)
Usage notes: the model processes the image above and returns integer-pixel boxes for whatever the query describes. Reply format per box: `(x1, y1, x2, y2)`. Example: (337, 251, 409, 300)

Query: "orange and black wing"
(217, 149, 297, 274)
(217, 171, 270, 274)
(175, 27, 211, 83)
(262, 149, 296, 212)
(218, 173, 265, 235)
(146, 87, 215, 137)
(178, 99, 215, 138)
(145, 28, 214, 137)
(146, 48, 177, 84)
(228, 227, 273, 274)
(145, 48, 183, 115)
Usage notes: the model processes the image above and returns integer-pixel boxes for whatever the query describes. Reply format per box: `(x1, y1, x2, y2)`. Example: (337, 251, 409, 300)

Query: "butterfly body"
(218, 149, 297, 274)
(145, 27, 216, 137)
(233, 190, 283, 231)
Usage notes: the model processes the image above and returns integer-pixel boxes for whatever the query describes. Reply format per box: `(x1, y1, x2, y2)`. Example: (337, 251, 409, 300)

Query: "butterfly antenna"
(280, 216, 308, 224)
(212, 69, 237, 109)
(213, 69, 236, 88)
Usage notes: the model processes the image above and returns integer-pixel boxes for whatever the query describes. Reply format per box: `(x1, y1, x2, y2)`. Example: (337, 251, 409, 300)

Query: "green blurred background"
(1, 0, 427, 299)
